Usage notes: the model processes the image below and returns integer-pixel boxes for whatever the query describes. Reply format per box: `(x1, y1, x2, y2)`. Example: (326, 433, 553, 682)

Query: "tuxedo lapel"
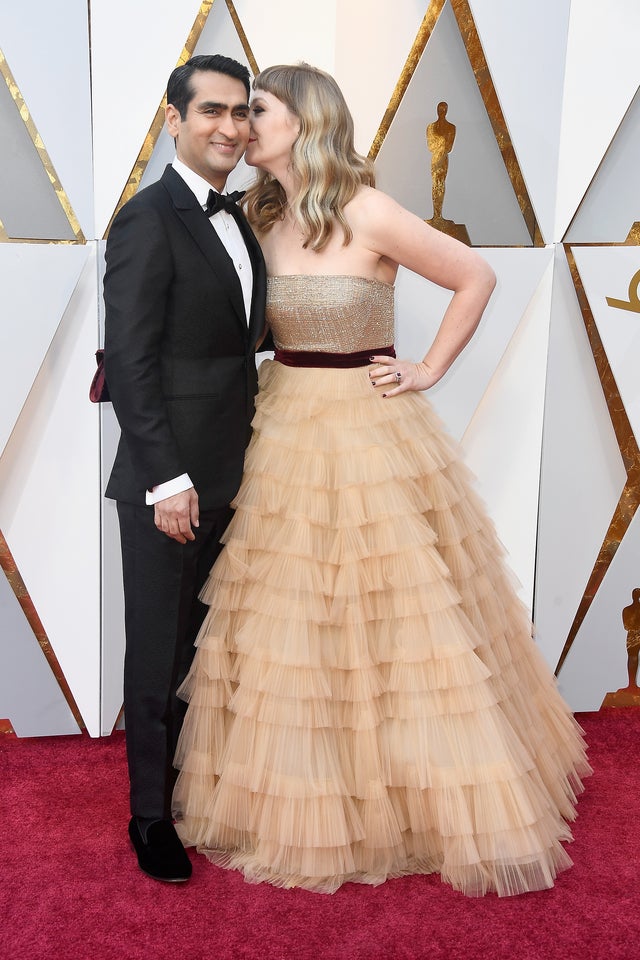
(233, 207, 267, 350)
(161, 167, 248, 338)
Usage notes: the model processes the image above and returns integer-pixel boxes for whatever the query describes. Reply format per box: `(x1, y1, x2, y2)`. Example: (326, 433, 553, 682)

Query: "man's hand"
(154, 487, 199, 543)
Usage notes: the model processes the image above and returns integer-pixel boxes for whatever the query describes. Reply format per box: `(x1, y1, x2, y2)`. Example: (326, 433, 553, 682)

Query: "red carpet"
(2, 709, 638, 960)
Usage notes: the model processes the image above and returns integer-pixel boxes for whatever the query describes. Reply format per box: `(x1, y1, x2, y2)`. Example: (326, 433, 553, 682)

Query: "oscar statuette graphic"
(425, 101, 470, 244)
(601, 588, 640, 707)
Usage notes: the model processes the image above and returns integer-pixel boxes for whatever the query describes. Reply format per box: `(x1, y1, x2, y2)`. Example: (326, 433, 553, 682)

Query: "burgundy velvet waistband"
(273, 345, 396, 368)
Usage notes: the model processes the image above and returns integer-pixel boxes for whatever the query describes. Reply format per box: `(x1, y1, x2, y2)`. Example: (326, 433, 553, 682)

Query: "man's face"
(166, 70, 250, 191)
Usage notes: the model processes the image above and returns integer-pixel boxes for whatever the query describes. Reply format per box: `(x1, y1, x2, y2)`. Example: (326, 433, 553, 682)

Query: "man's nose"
(218, 113, 239, 138)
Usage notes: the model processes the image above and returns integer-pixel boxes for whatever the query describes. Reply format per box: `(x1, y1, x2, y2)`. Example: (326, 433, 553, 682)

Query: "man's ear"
(165, 103, 180, 138)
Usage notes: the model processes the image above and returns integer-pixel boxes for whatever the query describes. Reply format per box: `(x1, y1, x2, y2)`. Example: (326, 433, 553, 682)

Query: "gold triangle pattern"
(369, 0, 445, 160)
(368, 0, 541, 246)
(563, 86, 640, 245)
(0, 48, 85, 244)
(105, 0, 259, 237)
(364, 1, 636, 687)
(0, 529, 85, 730)
(555, 244, 640, 676)
(625, 223, 640, 244)
(7, 1, 625, 712)
(555, 130, 640, 676)
(226, 0, 259, 76)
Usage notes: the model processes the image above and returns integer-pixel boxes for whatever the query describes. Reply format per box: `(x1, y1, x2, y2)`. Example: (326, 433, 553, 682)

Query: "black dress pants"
(117, 500, 233, 820)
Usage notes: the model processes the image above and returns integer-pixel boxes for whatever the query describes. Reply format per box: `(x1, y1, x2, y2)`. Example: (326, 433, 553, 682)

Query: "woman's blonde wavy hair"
(244, 63, 375, 251)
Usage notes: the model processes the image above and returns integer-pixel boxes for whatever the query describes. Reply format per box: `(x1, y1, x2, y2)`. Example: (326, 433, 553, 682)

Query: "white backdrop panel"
(0, 557, 80, 736)
(396, 249, 552, 441)
(396, 249, 553, 608)
(461, 254, 554, 610)
(558, 507, 640, 712)
(0, 245, 88, 457)
(0, 76, 76, 241)
(565, 87, 640, 244)
(468, 0, 570, 243)
(573, 245, 640, 443)
(91, 0, 205, 237)
(0, 249, 101, 736)
(535, 248, 627, 673)
(556, 0, 640, 240)
(0, 0, 93, 237)
(235, 0, 338, 77)
(335, 0, 431, 156)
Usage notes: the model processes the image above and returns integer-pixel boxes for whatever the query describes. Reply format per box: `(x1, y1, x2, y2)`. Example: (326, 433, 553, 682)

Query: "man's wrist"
(145, 474, 193, 505)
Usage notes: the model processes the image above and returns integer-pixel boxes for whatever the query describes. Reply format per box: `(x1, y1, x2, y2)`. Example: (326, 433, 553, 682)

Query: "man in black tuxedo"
(103, 54, 265, 883)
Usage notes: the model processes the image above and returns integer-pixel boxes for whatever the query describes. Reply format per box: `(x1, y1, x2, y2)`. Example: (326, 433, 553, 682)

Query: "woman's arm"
(355, 187, 496, 393)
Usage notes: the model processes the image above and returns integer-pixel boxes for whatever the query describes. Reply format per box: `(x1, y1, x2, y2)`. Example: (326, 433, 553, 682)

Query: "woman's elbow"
(479, 262, 497, 306)
(484, 261, 497, 293)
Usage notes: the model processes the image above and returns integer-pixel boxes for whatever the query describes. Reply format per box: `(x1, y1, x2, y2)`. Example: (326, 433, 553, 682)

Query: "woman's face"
(245, 89, 300, 173)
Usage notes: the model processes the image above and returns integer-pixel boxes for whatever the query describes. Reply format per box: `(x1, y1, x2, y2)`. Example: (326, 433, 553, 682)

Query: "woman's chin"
(244, 146, 259, 168)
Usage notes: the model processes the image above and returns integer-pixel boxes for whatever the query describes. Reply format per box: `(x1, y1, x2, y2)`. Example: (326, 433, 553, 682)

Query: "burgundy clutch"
(89, 349, 110, 403)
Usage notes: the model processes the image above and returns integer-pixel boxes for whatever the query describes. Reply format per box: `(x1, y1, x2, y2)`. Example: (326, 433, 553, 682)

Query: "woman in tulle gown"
(172, 62, 590, 897)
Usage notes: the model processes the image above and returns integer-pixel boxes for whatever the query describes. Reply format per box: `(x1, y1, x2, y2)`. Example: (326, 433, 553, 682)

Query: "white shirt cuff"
(145, 474, 193, 505)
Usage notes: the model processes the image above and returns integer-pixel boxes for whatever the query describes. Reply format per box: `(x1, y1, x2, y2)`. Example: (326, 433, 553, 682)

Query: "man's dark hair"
(167, 54, 251, 118)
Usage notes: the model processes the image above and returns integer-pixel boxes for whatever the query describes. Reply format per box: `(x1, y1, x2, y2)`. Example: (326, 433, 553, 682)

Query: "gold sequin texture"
(267, 275, 395, 352)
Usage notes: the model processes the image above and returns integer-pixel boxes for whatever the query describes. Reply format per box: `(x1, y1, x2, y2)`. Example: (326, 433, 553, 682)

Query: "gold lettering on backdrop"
(601, 588, 640, 707)
(606, 268, 640, 313)
(425, 102, 470, 245)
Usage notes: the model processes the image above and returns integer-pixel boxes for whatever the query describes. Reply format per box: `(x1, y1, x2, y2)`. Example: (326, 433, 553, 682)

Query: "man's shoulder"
(108, 170, 176, 235)
(115, 165, 200, 222)
(122, 174, 170, 211)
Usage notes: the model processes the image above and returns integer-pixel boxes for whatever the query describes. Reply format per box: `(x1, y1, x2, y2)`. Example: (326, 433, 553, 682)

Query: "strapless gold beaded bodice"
(266, 275, 395, 352)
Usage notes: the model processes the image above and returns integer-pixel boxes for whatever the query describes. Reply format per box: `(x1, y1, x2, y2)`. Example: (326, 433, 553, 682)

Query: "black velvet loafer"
(128, 817, 192, 882)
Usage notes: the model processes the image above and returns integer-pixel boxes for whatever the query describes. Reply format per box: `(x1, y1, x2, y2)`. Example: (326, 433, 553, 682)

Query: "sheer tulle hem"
(173, 361, 590, 897)
(177, 838, 574, 897)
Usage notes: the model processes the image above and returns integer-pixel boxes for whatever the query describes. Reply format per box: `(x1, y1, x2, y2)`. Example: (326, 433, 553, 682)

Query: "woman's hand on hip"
(368, 357, 440, 397)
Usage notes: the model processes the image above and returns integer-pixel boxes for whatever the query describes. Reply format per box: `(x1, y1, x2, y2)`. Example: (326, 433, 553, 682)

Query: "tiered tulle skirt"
(172, 359, 590, 896)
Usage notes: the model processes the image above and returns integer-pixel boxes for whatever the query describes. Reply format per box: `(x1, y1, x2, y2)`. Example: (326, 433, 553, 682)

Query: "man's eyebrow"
(196, 100, 250, 111)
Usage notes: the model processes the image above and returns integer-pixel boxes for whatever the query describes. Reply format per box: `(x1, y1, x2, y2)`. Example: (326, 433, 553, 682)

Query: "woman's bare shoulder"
(348, 185, 398, 215)
(347, 186, 424, 246)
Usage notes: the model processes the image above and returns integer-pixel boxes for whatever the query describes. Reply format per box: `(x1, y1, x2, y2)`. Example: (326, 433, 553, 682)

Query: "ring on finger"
(395, 371, 402, 383)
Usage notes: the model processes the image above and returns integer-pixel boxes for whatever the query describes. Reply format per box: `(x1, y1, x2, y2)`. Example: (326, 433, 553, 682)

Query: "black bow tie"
(205, 189, 245, 217)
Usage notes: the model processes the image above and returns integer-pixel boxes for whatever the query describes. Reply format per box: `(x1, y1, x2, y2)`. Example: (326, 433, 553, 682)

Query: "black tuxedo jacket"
(103, 164, 266, 510)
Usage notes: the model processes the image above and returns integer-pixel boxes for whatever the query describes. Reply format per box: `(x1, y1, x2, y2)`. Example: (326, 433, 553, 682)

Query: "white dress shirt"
(146, 158, 254, 505)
